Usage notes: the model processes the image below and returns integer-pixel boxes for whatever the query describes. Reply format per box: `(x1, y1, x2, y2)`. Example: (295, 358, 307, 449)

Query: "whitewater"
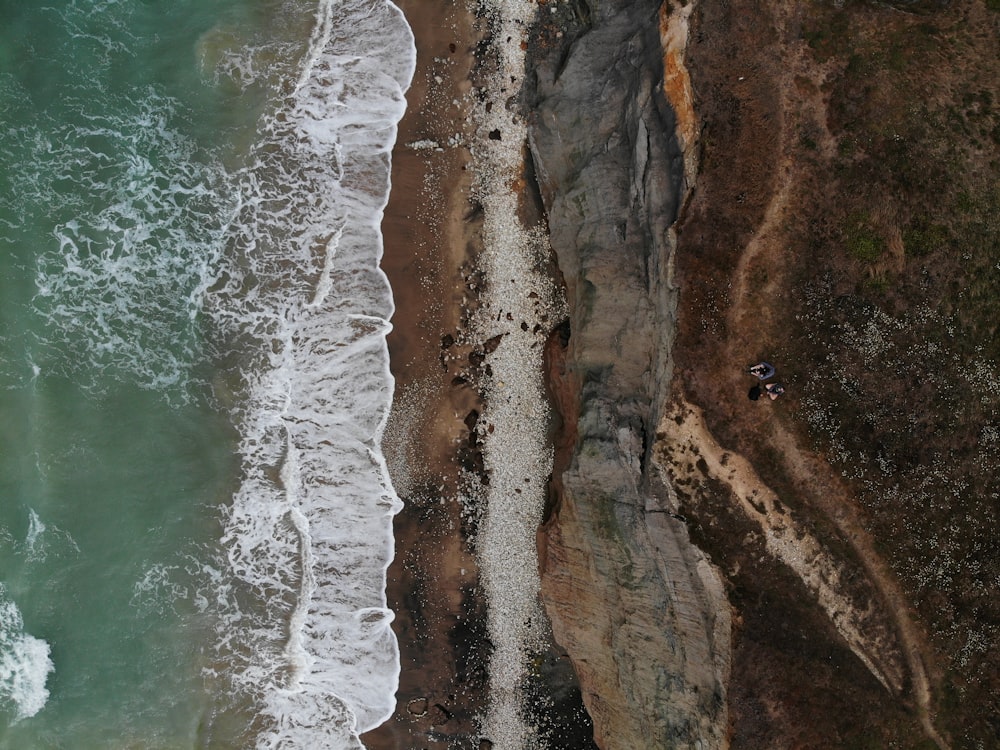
(207, 0, 415, 745)
(0, 0, 414, 746)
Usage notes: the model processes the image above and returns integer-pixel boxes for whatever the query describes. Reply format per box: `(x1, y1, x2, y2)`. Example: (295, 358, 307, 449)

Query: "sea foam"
(0, 586, 53, 723)
(205, 0, 415, 746)
(4, 84, 232, 396)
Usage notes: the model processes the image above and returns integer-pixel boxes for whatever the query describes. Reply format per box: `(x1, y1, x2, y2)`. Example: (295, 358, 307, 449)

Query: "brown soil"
(362, 1, 488, 747)
(670, 0, 1000, 747)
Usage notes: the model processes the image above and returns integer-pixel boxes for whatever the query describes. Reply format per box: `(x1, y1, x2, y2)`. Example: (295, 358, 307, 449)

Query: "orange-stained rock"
(659, 1, 698, 192)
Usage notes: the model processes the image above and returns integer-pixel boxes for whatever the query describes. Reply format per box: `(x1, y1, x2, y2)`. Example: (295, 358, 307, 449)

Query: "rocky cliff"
(524, 2, 731, 747)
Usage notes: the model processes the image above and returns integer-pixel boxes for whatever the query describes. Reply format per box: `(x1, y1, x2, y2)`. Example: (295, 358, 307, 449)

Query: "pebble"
(460, 0, 568, 746)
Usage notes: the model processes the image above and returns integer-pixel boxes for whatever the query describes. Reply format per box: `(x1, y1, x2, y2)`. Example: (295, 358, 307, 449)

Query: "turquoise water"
(0, 1, 414, 747)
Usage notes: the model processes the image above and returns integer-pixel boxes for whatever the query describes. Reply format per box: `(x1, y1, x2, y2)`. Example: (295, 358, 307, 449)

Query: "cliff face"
(525, 2, 731, 747)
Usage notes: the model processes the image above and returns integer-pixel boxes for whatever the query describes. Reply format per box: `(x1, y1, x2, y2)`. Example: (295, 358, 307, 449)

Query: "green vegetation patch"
(843, 213, 885, 262)
(902, 221, 948, 258)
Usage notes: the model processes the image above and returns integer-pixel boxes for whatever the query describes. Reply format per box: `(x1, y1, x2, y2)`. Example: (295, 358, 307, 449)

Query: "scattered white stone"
(407, 139, 441, 150)
(456, 0, 567, 746)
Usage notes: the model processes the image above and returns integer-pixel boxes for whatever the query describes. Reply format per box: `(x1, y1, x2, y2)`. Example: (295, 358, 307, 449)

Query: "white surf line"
(466, 0, 566, 746)
(279, 432, 316, 689)
(295, 0, 335, 94)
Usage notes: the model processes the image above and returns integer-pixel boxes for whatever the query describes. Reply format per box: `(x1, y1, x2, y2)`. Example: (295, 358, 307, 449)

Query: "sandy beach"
(363, 0, 489, 746)
(365, 0, 596, 744)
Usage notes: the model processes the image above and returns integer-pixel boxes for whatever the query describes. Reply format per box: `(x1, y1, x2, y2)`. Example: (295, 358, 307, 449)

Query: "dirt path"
(658, 400, 908, 695)
(766, 423, 949, 750)
(676, 10, 950, 748)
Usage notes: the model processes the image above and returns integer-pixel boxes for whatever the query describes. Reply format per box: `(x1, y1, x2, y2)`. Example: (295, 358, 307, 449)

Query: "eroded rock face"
(526, 1, 731, 747)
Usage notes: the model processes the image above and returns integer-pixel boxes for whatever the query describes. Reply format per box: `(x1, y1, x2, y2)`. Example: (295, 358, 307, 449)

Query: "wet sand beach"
(364, 0, 489, 746)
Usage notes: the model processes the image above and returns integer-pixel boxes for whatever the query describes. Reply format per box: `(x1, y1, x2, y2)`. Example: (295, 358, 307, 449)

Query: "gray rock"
(525, 1, 731, 748)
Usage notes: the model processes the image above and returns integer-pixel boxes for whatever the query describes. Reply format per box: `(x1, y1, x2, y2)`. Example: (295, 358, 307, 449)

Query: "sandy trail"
(765, 422, 949, 750)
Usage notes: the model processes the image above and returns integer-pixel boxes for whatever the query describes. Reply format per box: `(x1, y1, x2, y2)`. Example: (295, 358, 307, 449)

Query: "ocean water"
(0, 1, 414, 747)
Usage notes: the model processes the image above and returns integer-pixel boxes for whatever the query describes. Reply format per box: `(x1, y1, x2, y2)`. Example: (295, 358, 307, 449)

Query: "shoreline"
(364, 0, 489, 745)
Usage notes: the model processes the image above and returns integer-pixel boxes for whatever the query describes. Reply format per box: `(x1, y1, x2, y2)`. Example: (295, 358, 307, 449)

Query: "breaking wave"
(0, 586, 53, 724)
(203, 0, 415, 746)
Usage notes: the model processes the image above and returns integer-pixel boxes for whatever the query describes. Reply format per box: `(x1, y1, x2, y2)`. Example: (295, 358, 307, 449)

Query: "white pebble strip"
(464, 0, 566, 746)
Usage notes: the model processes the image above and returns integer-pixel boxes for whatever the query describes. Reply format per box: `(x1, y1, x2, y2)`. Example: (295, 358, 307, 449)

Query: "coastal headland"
(369, 0, 1000, 747)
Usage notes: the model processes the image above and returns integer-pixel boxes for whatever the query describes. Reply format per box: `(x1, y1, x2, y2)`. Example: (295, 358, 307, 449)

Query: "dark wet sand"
(363, 0, 489, 747)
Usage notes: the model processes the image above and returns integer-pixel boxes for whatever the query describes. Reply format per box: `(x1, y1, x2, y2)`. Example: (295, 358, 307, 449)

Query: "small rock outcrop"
(525, 1, 731, 747)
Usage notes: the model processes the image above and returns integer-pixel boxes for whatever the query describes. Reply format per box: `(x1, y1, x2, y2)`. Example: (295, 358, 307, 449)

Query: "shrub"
(844, 215, 885, 262)
(903, 222, 948, 257)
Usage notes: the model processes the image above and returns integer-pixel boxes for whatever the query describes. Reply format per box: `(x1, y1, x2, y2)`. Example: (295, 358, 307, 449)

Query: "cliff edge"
(524, 1, 730, 747)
